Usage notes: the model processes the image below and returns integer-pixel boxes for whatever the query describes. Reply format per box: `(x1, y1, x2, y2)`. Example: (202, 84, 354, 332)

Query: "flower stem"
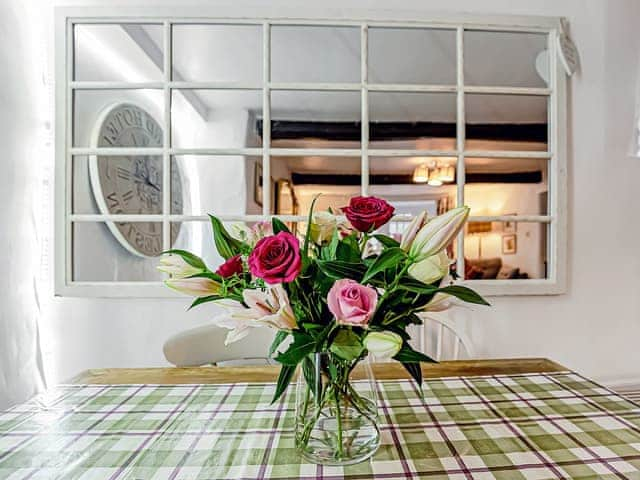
(334, 387, 344, 459)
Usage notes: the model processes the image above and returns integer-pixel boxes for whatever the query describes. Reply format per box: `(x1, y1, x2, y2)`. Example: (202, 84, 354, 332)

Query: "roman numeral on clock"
(106, 192, 119, 208)
(122, 190, 134, 203)
(116, 166, 131, 180)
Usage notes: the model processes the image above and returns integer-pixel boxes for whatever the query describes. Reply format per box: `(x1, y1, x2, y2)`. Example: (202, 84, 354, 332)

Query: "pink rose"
(248, 232, 301, 284)
(327, 279, 378, 327)
(342, 196, 395, 233)
(215, 254, 243, 278)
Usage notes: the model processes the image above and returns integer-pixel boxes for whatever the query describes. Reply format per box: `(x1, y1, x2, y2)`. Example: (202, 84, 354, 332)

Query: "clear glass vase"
(294, 352, 380, 465)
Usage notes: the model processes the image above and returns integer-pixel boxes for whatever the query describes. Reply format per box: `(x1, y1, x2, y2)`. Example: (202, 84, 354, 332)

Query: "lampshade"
(440, 165, 455, 183)
(412, 164, 429, 183)
(427, 169, 443, 186)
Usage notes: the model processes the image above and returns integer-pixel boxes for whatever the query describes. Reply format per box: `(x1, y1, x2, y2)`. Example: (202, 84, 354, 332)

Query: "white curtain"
(0, 0, 49, 409)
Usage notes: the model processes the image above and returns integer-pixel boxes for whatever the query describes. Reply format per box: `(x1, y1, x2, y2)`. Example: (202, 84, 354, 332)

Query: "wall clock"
(89, 102, 183, 258)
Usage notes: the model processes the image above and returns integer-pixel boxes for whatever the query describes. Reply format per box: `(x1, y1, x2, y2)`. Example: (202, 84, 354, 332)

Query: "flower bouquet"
(159, 196, 488, 465)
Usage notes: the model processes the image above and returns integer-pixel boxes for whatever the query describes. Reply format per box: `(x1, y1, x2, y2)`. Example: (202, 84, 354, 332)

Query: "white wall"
(1, 0, 637, 399)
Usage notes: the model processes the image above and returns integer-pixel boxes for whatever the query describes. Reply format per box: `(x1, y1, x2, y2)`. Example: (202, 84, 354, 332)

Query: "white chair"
(163, 324, 277, 367)
(417, 313, 474, 361)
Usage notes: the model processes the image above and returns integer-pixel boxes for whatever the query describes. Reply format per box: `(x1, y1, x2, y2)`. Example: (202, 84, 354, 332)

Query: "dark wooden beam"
(256, 120, 547, 143)
(291, 171, 543, 185)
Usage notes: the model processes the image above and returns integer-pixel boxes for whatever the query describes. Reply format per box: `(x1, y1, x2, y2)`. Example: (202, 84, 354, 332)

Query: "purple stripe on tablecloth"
(407, 380, 473, 480)
(108, 384, 201, 480)
(168, 383, 235, 480)
(376, 379, 416, 480)
(256, 388, 288, 480)
(543, 373, 640, 436)
(460, 376, 569, 480)
(0, 385, 111, 464)
(493, 375, 630, 480)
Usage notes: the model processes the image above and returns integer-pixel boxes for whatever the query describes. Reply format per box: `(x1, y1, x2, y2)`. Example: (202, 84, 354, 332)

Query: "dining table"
(1, 358, 640, 479)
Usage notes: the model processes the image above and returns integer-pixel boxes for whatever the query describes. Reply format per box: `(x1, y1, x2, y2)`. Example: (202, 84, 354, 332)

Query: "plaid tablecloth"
(1, 371, 640, 479)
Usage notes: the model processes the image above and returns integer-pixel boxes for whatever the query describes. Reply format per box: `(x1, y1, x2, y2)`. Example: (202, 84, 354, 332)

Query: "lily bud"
(409, 206, 470, 262)
(364, 331, 403, 360)
(421, 292, 454, 312)
(408, 251, 450, 285)
(310, 211, 337, 245)
(157, 253, 204, 278)
(400, 211, 427, 251)
(165, 277, 221, 297)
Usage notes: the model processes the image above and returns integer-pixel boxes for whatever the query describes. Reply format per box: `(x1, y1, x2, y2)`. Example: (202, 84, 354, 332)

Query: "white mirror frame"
(55, 6, 568, 298)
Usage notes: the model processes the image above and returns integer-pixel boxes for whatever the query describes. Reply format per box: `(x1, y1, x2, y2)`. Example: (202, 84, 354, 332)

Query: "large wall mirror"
(57, 8, 567, 296)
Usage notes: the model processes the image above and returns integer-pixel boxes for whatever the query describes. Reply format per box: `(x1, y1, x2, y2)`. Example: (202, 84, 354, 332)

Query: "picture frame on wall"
(503, 213, 517, 233)
(502, 234, 517, 255)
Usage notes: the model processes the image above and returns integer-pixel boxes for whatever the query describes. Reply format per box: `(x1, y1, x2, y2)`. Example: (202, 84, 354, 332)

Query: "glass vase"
(294, 352, 380, 465)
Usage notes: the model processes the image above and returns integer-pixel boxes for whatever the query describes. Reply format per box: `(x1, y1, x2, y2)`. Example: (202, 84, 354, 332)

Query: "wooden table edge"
(69, 358, 567, 385)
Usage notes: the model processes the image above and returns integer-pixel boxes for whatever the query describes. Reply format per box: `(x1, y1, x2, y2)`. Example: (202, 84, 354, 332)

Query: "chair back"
(163, 324, 275, 367)
(418, 313, 474, 361)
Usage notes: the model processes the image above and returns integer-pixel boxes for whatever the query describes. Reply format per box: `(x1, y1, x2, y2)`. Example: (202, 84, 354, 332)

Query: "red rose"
(215, 254, 243, 278)
(248, 232, 301, 284)
(342, 196, 395, 232)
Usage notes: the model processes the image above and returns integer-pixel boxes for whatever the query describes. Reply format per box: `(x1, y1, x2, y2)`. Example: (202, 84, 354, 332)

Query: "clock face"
(89, 103, 183, 257)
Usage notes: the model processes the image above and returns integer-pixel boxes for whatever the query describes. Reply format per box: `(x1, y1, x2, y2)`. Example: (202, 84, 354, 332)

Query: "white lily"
(165, 277, 221, 297)
(421, 292, 455, 312)
(213, 285, 297, 345)
(408, 251, 450, 285)
(364, 331, 403, 360)
(400, 210, 427, 251)
(409, 206, 470, 262)
(157, 253, 203, 278)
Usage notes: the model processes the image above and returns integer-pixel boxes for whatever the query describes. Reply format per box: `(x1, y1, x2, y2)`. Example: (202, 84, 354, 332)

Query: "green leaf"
(317, 260, 366, 281)
(302, 323, 324, 331)
(272, 217, 291, 235)
(302, 195, 320, 259)
(209, 215, 244, 260)
(302, 356, 321, 399)
(329, 329, 364, 361)
(188, 271, 223, 282)
(372, 234, 400, 249)
(188, 295, 223, 310)
(336, 234, 361, 262)
(269, 330, 289, 357)
(320, 229, 340, 261)
(397, 277, 439, 295)
(162, 249, 206, 270)
(401, 361, 423, 386)
(274, 331, 316, 366)
(439, 285, 491, 306)
(393, 343, 437, 364)
(271, 364, 296, 404)
(362, 247, 407, 284)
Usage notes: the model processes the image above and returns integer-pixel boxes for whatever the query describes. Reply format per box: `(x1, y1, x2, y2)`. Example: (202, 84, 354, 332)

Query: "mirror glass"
(74, 24, 164, 81)
(368, 27, 456, 85)
(464, 30, 549, 87)
(463, 221, 548, 280)
(172, 24, 262, 83)
(271, 26, 360, 83)
(70, 22, 552, 284)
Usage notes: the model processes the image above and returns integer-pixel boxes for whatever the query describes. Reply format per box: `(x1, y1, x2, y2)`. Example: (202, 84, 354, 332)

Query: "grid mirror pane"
(67, 20, 557, 289)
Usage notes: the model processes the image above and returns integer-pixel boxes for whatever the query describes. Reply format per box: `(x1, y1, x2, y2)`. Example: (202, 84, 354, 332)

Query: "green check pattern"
(1, 372, 640, 479)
